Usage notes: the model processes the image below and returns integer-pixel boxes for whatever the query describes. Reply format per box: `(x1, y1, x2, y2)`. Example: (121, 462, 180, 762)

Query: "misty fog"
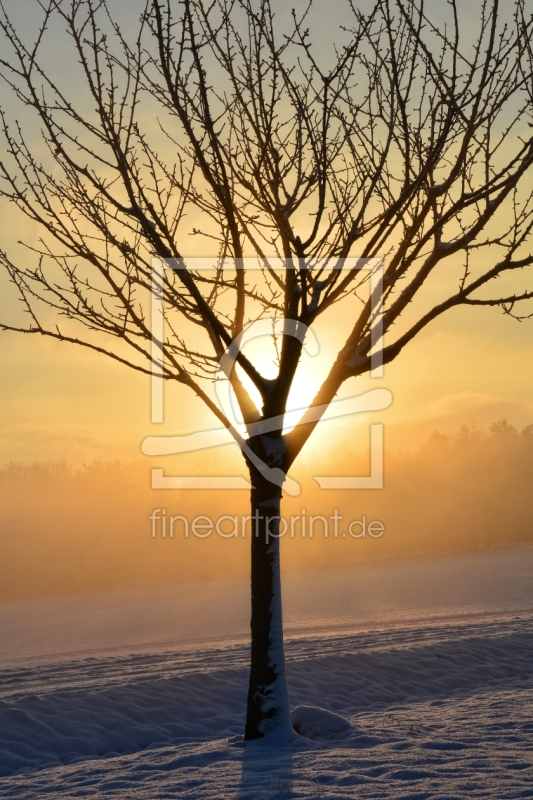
(1, 420, 532, 602)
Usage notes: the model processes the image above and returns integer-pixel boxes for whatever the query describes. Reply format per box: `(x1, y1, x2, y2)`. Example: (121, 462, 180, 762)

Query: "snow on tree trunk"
(244, 468, 292, 741)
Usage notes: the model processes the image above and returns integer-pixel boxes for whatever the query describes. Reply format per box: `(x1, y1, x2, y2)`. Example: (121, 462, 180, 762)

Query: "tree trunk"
(244, 469, 292, 741)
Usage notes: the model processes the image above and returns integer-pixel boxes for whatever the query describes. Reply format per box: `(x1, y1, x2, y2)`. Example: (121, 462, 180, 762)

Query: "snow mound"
(291, 705, 351, 739)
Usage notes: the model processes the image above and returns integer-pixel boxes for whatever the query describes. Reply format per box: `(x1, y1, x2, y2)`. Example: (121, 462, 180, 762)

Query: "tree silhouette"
(1, 0, 533, 739)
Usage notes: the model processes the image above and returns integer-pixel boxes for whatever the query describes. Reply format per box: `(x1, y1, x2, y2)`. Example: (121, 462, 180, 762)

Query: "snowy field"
(0, 547, 532, 798)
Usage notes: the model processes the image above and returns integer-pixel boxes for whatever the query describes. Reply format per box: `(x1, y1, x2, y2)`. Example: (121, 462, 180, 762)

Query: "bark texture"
(244, 468, 292, 740)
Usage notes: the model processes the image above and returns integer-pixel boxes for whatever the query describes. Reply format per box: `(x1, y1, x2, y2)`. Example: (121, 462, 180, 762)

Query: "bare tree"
(1, 0, 533, 740)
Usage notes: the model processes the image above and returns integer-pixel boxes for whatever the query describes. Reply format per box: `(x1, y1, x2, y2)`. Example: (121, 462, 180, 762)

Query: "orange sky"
(1, 0, 533, 478)
(1, 290, 533, 473)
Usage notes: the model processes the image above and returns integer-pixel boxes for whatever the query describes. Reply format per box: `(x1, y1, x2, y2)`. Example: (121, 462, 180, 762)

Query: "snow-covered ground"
(1, 547, 532, 798)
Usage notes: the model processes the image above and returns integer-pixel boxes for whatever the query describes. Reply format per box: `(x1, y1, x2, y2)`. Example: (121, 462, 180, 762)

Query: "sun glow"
(234, 336, 323, 434)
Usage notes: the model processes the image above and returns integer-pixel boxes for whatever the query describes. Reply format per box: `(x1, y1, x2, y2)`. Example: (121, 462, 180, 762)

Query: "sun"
(232, 333, 321, 433)
(283, 369, 320, 432)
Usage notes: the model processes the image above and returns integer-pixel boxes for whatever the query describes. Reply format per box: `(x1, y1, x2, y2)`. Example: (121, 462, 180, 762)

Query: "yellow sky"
(1, 291, 533, 473)
(1, 0, 533, 479)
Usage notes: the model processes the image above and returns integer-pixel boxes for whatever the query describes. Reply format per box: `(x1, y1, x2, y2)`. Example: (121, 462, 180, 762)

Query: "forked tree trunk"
(244, 468, 293, 741)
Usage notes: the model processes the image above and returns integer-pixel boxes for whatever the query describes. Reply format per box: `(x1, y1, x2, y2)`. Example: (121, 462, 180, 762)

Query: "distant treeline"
(1, 420, 532, 601)
(368, 419, 533, 556)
